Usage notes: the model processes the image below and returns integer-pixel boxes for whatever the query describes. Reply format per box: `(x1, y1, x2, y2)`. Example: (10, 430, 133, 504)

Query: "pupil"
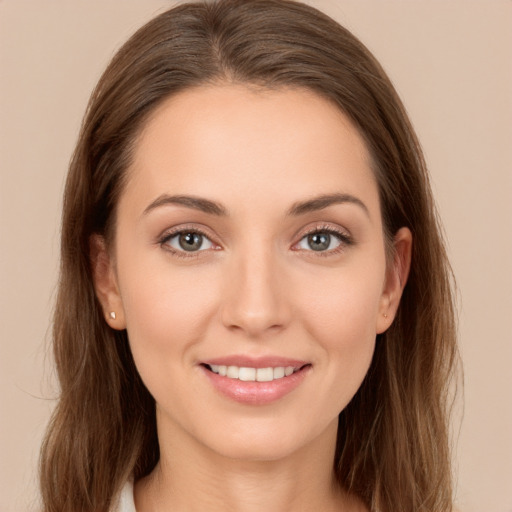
(179, 232, 202, 251)
(308, 233, 330, 251)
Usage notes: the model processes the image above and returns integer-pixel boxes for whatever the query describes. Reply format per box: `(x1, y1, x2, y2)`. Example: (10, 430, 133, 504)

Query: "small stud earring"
(109, 312, 116, 320)
(383, 313, 388, 318)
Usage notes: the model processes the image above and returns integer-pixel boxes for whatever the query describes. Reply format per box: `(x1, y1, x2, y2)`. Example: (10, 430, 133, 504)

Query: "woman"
(39, 1, 458, 511)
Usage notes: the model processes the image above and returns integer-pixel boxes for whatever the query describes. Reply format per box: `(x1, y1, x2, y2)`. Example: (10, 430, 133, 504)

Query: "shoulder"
(111, 480, 136, 512)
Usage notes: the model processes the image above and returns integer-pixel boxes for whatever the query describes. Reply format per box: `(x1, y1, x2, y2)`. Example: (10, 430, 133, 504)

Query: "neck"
(134, 417, 364, 512)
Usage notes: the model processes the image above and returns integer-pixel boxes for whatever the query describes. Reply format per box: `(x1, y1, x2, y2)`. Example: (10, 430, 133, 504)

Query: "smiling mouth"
(202, 364, 309, 382)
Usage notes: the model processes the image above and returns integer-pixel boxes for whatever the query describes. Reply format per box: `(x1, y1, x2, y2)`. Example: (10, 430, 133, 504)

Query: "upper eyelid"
(161, 229, 212, 243)
(301, 225, 348, 236)
(159, 224, 216, 241)
(295, 222, 352, 240)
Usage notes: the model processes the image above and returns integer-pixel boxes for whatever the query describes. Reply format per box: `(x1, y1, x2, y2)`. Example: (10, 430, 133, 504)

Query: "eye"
(294, 228, 351, 253)
(162, 230, 215, 252)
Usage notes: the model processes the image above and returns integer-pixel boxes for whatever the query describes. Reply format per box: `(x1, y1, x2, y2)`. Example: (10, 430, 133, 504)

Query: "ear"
(89, 234, 126, 330)
(376, 227, 412, 334)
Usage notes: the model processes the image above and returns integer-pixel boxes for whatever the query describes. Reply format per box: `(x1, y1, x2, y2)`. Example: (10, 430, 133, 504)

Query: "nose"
(220, 247, 290, 338)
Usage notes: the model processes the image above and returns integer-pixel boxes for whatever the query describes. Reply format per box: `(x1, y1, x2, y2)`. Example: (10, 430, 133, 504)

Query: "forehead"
(123, 84, 379, 218)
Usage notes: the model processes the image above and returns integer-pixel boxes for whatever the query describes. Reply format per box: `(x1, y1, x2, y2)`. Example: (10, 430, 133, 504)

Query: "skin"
(92, 84, 411, 512)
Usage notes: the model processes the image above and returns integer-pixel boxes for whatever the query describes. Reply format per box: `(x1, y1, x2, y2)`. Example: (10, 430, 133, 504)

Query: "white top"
(113, 480, 136, 512)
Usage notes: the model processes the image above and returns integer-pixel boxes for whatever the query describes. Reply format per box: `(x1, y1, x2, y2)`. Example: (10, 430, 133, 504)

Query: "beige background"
(1, 1, 511, 511)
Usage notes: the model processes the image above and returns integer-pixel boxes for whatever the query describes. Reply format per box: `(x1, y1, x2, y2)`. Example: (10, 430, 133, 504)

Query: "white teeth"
(207, 364, 301, 381)
(239, 367, 256, 381)
(256, 367, 273, 382)
(273, 367, 285, 379)
(227, 366, 239, 379)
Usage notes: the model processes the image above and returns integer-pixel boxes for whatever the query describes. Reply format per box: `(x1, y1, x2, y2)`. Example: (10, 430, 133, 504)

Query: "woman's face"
(97, 85, 408, 461)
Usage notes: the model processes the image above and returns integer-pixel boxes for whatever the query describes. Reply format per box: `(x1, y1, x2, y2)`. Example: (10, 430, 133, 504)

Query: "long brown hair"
(40, 1, 458, 511)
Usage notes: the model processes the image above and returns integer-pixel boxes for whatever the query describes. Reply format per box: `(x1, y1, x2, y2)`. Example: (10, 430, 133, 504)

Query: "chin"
(195, 415, 338, 463)
(209, 438, 303, 463)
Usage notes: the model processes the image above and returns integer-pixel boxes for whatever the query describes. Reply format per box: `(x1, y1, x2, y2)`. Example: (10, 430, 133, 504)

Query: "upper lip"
(201, 355, 310, 369)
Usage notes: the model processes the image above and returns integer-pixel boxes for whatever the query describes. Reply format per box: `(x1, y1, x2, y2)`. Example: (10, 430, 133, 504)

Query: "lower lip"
(201, 365, 311, 405)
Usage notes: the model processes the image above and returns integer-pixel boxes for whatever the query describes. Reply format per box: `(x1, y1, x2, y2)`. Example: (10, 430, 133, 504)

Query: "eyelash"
(158, 224, 353, 259)
(158, 225, 216, 260)
(293, 225, 353, 257)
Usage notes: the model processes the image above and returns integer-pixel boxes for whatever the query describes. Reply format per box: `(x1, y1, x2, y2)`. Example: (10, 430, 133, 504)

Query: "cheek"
(299, 261, 384, 343)
(295, 261, 385, 401)
(117, 255, 221, 373)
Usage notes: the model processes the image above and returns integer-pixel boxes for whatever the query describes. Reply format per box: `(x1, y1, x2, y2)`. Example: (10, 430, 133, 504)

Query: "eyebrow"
(142, 192, 369, 218)
(143, 194, 227, 216)
(287, 193, 369, 217)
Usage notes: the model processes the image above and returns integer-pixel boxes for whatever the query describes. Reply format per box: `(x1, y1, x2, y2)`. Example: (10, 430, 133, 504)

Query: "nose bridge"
(221, 241, 289, 336)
